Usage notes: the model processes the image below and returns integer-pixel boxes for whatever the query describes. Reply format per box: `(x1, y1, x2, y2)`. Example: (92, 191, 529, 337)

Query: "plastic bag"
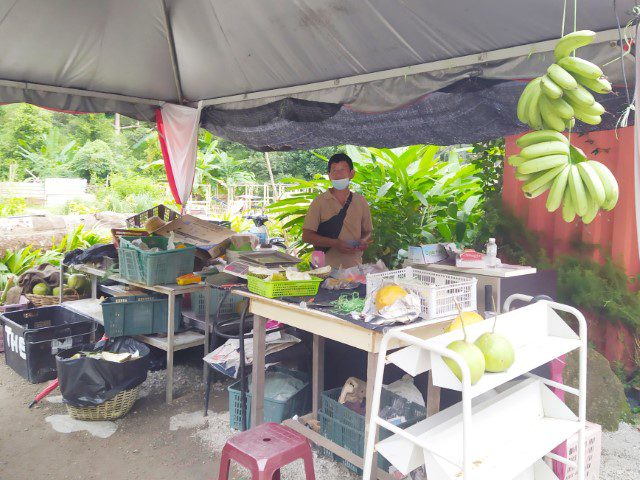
(56, 337, 150, 407)
(385, 374, 425, 407)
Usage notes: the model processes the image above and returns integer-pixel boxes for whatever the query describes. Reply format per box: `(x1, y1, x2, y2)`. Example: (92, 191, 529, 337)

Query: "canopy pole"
(198, 28, 623, 107)
(0, 78, 163, 106)
(160, 0, 184, 105)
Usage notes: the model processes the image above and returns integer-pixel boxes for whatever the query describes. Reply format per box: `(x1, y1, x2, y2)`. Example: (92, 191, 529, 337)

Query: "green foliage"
(556, 255, 640, 332)
(0, 197, 27, 217)
(472, 196, 551, 267)
(0, 245, 45, 289)
(68, 140, 119, 180)
(51, 224, 110, 253)
(269, 145, 487, 267)
(0, 104, 52, 178)
(469, 137, 505, 198)
(16, 129, 77, 178)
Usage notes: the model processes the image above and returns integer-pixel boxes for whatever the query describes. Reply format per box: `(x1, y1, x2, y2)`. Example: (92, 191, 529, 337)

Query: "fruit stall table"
(231, 288, 456, 480)
(59, 263, 212, 403)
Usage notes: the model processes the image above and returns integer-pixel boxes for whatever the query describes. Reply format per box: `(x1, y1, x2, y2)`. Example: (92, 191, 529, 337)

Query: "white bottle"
(486, 238, 498, 267)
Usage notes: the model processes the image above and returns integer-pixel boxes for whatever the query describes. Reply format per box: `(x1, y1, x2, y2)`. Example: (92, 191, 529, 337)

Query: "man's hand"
(334, 239, 358, 254)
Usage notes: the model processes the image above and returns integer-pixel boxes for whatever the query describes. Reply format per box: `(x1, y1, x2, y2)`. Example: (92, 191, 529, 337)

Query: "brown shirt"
(303, 190, 373, 268)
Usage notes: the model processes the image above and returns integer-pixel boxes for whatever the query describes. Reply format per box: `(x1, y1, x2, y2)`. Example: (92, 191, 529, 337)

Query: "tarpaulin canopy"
(0, 0, 637, 150)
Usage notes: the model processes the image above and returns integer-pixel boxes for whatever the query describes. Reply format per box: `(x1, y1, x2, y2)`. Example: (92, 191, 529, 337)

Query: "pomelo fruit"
(375, 284, 408, 311)
(444, 339, 486, 384)
(445, 311, 484, 332)
(32, 282, 51, 295)
(68, 274, 89, 293)
(474, 332, 515, 372)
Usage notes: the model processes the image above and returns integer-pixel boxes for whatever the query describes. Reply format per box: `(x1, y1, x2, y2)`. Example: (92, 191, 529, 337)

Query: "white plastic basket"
(366, 267, 476, 320)
(564, 421, 602, 480)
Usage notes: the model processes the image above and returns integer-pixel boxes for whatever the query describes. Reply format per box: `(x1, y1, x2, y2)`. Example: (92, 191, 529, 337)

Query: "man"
(302, 153, 373, 268)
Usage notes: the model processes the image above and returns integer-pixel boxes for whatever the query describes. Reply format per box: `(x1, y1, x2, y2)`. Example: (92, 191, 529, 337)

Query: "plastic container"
(118, 236, 196, 286)
(190, 289, 244, 317)
(101, 294, 182, 337)
(564, 421, 602, 480)
(0, 306, 95, 383)
(366, 267, 477, 320)
(486, 237, 498, 267)
(319, 387, 425, 474)
(125, 204, 181, 228)
(227, 366, 310, 430)
(247, 275, 322, 299)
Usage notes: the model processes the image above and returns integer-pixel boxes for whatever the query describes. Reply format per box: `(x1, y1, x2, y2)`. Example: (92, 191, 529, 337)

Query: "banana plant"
(269, 145, 485, 267)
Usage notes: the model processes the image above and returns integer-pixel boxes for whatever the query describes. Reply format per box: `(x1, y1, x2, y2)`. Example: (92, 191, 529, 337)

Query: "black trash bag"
(56, 337, 150, 407)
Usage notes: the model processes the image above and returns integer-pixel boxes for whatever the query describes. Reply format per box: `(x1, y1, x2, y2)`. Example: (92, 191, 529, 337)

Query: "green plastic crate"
(247, 275, 321, 298)
(190, 289, 245, 317)
(228, 366, 310, 430)
(101, 294, 182, 337)
(319, 387, 425, 474)
(118, 236, 196, 286)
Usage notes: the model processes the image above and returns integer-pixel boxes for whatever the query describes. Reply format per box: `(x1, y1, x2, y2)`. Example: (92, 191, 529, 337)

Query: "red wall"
(503, 126, 640, 277)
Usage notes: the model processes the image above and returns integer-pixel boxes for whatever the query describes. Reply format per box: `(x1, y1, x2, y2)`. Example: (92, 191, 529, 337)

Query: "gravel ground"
(599, 422, 640, 479)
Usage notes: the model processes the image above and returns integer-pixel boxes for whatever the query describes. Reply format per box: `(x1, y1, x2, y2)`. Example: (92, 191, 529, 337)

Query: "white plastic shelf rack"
(362, 294, 588, 480)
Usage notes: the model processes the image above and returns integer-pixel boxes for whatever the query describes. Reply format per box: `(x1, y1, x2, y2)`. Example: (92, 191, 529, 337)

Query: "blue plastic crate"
(118, 236, 196, 286)
(228, 366, 310, 430)
(319, 387, 425, 474)
(190, 289, 245, 317)
(101, 294, 182, 337)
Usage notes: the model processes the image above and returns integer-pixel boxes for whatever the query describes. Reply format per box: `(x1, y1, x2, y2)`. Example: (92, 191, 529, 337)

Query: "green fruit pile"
(517, 31, 612, 131)
(509, 131, 619, 223)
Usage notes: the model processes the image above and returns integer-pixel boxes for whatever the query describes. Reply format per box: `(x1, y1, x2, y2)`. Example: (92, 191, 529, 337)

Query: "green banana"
(539, 95, 567, 132)
(540, 74, 564, 99)
(574, 109, 602, 126)
(557, 56, 603, 79)
(517, 154, 569, 174)
(573, 74, 612, 94)
(516, 130, 569, 148)
(563, 85, 596, 107)
(508, 155, 526, 167)
(588, 160, 619, 210)
(524, 178, 554, 199)
(517, 78, 540, 124)
(581, 195, 600, 224)
(527, 82, 544, 130)
(547, 96, 575, 119)
(554, 30, 596, 60)
(515, 172, 533, 181)
(520, 140, 570, 159)
(577, 162, 606, 206)
(562, 187, 576, 222)
(546, 164, 571, 212)
(522, 164, 566, 194)
(570, 100, 605, 117)
(547, 64, 578, 90)
(568, 165, 588, 216)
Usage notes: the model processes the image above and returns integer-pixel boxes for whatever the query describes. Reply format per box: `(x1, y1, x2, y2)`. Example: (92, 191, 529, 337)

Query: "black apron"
(315, 192, 353, 253)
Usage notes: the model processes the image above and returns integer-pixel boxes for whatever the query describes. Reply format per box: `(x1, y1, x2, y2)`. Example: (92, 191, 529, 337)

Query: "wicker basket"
(25, 293, 80, 307)
(66, 386, 139, 421)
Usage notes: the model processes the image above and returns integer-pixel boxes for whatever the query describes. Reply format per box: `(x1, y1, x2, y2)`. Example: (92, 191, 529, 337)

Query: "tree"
(0, 104, 52, 178)
(69, 140, 120, 180)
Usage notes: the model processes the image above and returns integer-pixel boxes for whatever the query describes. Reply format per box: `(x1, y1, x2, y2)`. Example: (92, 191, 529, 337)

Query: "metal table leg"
(250, 314, 267, 428)
(166, 293, 175, 403)
(203, 285, 211, 383)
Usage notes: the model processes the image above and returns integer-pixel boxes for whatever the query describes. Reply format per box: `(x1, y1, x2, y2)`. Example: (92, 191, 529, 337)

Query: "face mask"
(331, 178, 350, 190)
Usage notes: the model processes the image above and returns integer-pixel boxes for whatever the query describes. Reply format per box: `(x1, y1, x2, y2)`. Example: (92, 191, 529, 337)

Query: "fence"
(0, 178, 87, 207)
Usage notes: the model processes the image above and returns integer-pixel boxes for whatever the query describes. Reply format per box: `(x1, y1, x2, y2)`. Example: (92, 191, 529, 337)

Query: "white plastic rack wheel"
(362, 294, 587, 480)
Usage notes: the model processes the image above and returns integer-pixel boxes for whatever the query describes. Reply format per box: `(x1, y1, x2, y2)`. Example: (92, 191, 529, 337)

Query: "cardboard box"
(152, 214, 235, 259)
(408, 244, 447, 264)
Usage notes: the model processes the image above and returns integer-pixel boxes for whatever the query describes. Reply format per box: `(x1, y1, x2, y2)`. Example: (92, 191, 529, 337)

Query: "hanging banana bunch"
(509, 130, 619, 223)
(516, 31, 612, 132)
(512, 30, 619, 223)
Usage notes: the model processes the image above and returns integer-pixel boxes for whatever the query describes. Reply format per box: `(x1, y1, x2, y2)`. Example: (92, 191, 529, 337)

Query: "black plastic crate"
(0, 306, 96, 383)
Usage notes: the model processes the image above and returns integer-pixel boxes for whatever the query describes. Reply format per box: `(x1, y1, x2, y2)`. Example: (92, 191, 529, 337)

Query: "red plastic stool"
(217, 422, 316, 480)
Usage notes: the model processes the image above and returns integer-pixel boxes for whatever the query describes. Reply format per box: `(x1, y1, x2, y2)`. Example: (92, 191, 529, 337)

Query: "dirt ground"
(0, 349, 357, 480)
(2, 346, 639, 480)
